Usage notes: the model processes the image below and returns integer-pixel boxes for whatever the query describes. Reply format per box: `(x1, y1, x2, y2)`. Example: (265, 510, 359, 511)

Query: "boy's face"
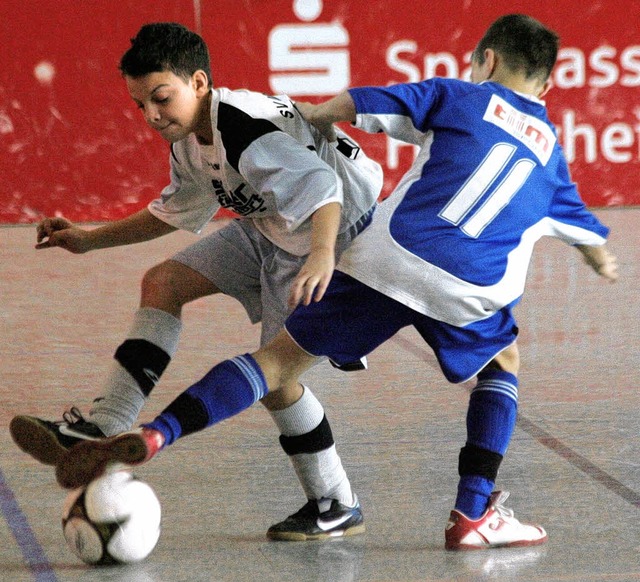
(126, 71, 208, 143)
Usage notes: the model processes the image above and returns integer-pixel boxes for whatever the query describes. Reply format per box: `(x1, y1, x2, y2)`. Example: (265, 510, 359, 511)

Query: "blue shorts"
(284, 271, 519, 383)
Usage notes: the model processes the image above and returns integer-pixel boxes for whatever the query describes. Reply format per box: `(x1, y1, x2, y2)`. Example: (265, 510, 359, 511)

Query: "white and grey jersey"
(148, 88, 382, 256)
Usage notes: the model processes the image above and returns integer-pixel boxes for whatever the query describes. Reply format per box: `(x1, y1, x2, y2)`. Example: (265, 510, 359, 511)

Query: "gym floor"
(1, 207, 638, 582)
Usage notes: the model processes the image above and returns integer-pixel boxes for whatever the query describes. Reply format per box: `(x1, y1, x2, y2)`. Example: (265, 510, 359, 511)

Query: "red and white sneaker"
(55, 428, 164, 489)
(445, 491, 548, 551)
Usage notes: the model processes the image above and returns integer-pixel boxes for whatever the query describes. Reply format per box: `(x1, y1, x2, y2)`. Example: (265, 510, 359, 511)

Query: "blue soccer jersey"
(337, 79, 609, 327)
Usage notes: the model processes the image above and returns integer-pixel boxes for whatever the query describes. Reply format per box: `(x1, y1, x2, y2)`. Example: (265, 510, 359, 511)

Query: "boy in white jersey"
(11, 22, 383, 539)
(54, 15, 618, 549)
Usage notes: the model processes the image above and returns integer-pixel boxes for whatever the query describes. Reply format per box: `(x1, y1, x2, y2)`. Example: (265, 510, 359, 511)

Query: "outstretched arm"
(575, 244, 619, 282)
(35, 208, 177, 254)
(295, 91, 357, 141)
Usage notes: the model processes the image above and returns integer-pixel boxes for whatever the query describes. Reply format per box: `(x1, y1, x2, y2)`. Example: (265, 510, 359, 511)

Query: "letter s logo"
(268, 23, 350, 96)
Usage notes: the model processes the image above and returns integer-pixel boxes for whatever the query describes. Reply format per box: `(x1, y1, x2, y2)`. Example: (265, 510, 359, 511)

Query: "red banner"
(1, 1, 638, 223)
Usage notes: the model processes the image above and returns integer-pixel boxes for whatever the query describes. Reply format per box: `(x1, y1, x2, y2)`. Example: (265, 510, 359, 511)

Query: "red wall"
(1, 1, 638, 223)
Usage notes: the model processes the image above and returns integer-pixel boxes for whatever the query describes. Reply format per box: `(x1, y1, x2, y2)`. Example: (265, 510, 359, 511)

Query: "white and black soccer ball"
(62, 471, 161, 565)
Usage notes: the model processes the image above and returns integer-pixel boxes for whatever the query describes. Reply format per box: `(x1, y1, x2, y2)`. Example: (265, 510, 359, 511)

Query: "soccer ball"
(62, 471, 161, 565)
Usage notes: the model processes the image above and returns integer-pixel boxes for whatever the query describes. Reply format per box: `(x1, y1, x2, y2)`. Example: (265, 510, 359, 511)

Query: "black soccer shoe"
(10, 407, 105, 466)
(267, 497, 365, 541)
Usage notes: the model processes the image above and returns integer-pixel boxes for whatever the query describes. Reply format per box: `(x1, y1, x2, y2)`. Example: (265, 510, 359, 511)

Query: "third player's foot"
(55, 428, 164, 489)
(267, 496, 365, 541)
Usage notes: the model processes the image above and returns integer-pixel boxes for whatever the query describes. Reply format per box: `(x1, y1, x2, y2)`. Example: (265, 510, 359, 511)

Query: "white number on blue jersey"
(438, 143, 535, 238)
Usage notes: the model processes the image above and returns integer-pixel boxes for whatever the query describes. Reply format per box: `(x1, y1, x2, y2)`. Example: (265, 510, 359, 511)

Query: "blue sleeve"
(348, 82, 441, 143)
(552, 158, 609, 241)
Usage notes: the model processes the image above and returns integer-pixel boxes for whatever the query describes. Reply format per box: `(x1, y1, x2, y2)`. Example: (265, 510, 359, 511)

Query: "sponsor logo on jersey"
(212, 179, 266, 215)
(336, 136, 360, 160)
(483, 95, 556, 165)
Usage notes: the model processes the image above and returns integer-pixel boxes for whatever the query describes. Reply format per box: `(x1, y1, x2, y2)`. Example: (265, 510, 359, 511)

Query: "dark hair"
(119, 22, 212, 85)
(473, 14, 559, 82)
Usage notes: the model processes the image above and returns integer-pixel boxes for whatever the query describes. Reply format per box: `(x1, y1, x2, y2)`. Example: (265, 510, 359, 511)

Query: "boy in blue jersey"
(55, 15, 618, 549)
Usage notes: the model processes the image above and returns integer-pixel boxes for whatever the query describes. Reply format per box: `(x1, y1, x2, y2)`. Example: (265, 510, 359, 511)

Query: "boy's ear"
(192, 70, 210, 96)
(538, 79, 552, 99)
(483, 49, 497, 78)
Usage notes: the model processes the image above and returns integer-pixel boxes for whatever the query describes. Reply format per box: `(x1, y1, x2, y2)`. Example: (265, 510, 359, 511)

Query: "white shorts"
(171, 211, 373, 345)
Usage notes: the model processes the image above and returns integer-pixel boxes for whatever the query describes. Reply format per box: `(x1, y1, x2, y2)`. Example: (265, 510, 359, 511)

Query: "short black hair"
(473, 14, 559, 82)
(119, 22, 212, 85)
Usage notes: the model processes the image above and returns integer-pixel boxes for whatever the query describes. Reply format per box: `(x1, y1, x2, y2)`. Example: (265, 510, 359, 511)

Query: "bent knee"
(485, 342, 520, 375)
(141, 261, 181, 299)
(253, 330, 317, 390)
(141, 260, 219, 308)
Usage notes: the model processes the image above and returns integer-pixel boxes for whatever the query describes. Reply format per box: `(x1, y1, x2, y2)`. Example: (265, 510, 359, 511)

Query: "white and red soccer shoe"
(445, 491, 548, 550)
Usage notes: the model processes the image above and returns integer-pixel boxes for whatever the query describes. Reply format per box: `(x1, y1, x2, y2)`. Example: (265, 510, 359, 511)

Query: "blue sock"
(143, 354, 268, 446)
(455, 369, 518, 518)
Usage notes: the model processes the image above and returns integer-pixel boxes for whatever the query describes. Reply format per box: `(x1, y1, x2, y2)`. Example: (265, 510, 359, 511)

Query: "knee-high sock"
(90, 307, 182, 436)
(143, 354, 268, 446)
(269, 386, 354, 507)
(455, 369, 518, 518)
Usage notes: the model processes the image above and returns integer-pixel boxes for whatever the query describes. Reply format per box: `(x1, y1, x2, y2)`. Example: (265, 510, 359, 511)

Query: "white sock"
(90, 307, 182, 436)
(269, 386, 354, 507)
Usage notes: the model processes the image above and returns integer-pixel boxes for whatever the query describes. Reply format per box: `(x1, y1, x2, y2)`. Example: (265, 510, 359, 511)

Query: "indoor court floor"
(1, 207, 638, 582)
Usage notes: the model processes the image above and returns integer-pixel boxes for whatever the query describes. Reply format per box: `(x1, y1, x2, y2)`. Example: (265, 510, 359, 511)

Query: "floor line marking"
(0, 467, 58, 581)
(390, 334, 640, 508)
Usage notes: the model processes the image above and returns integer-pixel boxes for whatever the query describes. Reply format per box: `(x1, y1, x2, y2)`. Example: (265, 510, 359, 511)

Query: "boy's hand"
(35, 217, 92, 253)
(577, 244, 619, 282)
(295, 102, 338, 142)
(592, 250, 619, 282)
(288, 248, 335, 309)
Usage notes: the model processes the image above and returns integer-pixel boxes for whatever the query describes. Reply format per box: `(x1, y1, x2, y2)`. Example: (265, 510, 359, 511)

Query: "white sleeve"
(238, 131, 343, 232)
(147, 147, 220, 234)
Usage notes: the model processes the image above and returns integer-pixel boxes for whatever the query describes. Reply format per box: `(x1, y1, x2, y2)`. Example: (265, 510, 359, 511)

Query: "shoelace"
(61, 406, 86, 426)
(491, 501, 516, 522)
